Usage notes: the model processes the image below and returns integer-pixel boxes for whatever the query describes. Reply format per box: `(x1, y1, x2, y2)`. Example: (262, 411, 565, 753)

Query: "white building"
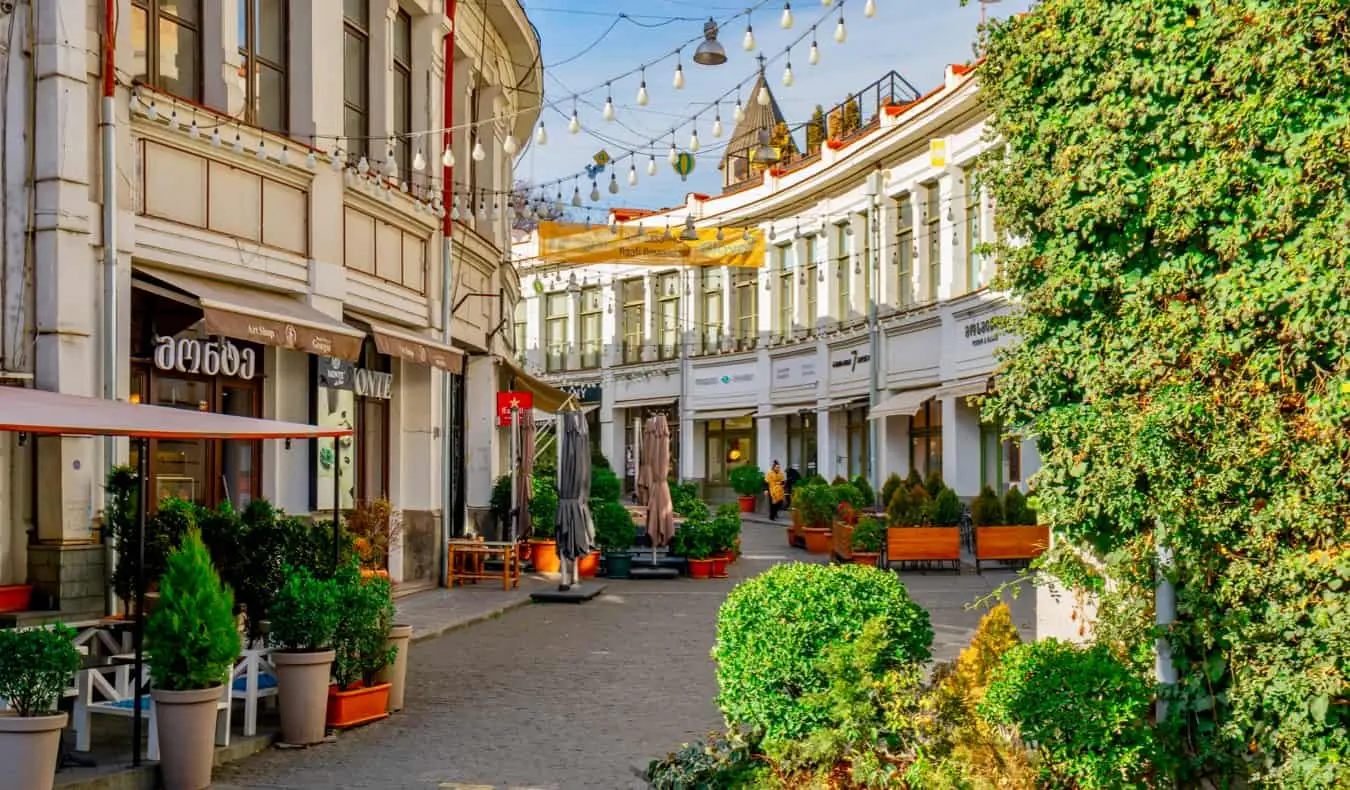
(513, 64, 1041, 503)
(0, 0, 545, 620)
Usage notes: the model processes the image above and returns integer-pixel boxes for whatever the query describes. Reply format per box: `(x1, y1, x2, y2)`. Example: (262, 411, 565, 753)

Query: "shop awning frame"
(868, 386, 940, 421)
(347, 313, 464, 374)
(691, 407, 757, 421)
(134, 265, 365, 361)
(496, 356, 571, 413)
(933, 376, 993, 402)
(614, 396, 678, 410)
(822, 395, 870, 412)
(758, 403, 817, 418)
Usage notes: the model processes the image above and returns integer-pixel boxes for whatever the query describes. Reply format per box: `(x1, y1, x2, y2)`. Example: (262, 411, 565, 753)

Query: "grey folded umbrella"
(554, 410, 595, 561)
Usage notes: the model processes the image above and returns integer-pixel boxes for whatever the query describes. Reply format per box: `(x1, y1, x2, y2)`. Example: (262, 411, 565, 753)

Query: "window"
(700, 268, 723, 355)
(980, 421, 1003, 493)
(846, 406, 869, 480)
(785, 412, 817, 477)
(926, 183, 941, 301)
(544, 293, 568, 372)
(834, 225, 851, 322)
(858, 214, 872, 310)
(130, 0, 202, 102)
(804, 235, 818, 331)
(512, 300, 526, 360)
(966, 176, 983, 291)
(895, 195, 914, 308)
(777, 246, 795, 336)
(579, 286, 602, 368)
(313, 343, 391, 510)
(657, 272, 681, 360)
(342, 0, 370, 161)
(237, 0, 288, 132)
(909, 399, 943, 478)
(622, 278, 645, 363)
(704, 416, 755, 487)
(733, 268, 758, 350)
(1006, 438, 1022, 485)
(392, 10, 413, 178)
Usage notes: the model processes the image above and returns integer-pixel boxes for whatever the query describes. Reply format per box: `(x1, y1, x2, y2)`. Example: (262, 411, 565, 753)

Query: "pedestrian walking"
(766, 460, 786, 521)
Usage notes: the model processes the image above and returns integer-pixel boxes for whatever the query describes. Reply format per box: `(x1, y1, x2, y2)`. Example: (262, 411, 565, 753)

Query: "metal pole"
(332, 437, 342, 570)
(101, 0, 120, 617)
(131, 437, 147, 767)
(438, 0, 458, 585)
(1155, 518, 1178, 720)
(510, 406, 520, 543)
(867, 190, 882, 505)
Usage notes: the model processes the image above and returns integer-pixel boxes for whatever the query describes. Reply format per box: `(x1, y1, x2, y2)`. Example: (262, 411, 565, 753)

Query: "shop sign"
(153, 335, 257, 380)
(559, 384, 602, 404)
(318, 356, 393, 400)
(772, 356, 816, 389)
(963, 318, 1000, 349)
(693, 372, 754, 388)
(830, 348, 871, 372)
(497, 391, 534, 425)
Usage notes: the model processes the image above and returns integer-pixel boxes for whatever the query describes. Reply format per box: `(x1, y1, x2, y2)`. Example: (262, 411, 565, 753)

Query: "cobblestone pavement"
(214, 521, 1033, 790)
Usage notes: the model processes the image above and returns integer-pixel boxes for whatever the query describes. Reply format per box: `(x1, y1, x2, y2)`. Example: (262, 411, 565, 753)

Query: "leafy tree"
(977, 1, 1350, 784)
(805, 105, 827, 153)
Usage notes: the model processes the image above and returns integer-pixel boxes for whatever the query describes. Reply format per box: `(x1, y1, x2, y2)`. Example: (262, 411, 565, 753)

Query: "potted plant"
(728, 465, 765, 514)
(144, 529, 240, 790)
(327, 560, 397, 729)
(795, 483, 837, 554)
(344, 499, 401, 580)
(0, 625, 80, 790)
(851, 515, 885, 567)
(268, 565, 341, 745)
(528, 475, 561, 573)
(885, 480, 961, 568)
(708, 507, 741, 579)
(373, 621, 414, 714)
(593, 499, 636, 579)
(679, 519, 716, 579)
(715, 503, 742, 563)
(972, 486, 1005, 527)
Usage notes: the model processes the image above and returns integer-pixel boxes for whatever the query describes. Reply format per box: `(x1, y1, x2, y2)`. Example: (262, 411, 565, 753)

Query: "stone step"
(629, 566, 681, 580)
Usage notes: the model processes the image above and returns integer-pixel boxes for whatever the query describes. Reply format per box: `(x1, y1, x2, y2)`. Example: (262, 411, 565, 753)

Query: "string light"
(358, 155, 370, 174)
(571, 183, 583, 207)
(145, 100, 159, 121)
(304, 150, 317, 170)
(647, 154, 658, 176)
(536, 122, 548, 146)
(809, 27, 821, 64)
(834, 11, 847, 43)
(442, 146, 455, 167)
(781, 2, 794, 29)
(689, 127, 701, 153)
(758, 81, 772, 106)
(668, 138, 679, 165)
(503, 134, 519, 155)
(603, 84, 616, 121)
(188, 118, 200, 140)
(590, 180, 601, 202)
(629, 161, 639, 187)
(569, 103, 581, 134)
(673, 58, 685, 90)
(636, 69, 649, 106)
(233, 132, 245, 155)
(712, 106, 724, 138)
(413, 149, 426, 172)
(743, 18, 756, 51)
(209, 127, 221, 148)
(864, 0, 876, 18)
(608, 171, 620, 194)
(472, 137, 486, 161)
(734, 96, 746, 122)
(783, 57, 795, 87)
(167, 109, 179, 131)
(278, 146, 291, 167)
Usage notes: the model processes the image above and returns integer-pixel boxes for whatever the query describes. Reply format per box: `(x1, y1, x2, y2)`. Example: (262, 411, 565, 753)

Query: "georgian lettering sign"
(153, 335, 257, 380)
(830, 350, 871, 371)
(963, 318, 1000, 348)
(318, 356, 393, 400)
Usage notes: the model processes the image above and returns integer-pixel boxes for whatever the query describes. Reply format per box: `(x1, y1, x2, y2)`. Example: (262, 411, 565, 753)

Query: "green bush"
(850, 475, 875, 509)
(729, 465, 765, 498)
(931, 487, 963, 527)
(709, 506, 741, 554)
(529, 475, 558, 539)
(671, 517, 716, 560)
(668, 480, 707, 520)
(712, 563, 933, 745)
(982, 639, 1158, 789)
(0, 625, 80, 717)
(489, 475, 512, 527)
(330, 559, 396, 689)
(1003, 486, 1036, 526)
(800, 473, 828, 488)
(905, 468, 924, 490)
(103, 466, 141, 606)
(829, 481, 869, 512)
(851, 515, 885, 553)
(793, 483, 837, 529)
(646, 731, 764, 790)
(971, 486, 1005, 527)
(923, 469, 945, 499)
(888, 484, 932, 527)
(590, 466, 622, 503)
(268, 565, 341, 652)
(879, 474, 904, 516)
(592, 499, 636, 554)
(145, 529, 239, 691)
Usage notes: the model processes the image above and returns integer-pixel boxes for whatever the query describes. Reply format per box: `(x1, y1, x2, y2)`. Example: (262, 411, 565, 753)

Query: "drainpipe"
(438, 0, 457, 586)
(101, 0, 119, 615)
(866, 174, 882, 505)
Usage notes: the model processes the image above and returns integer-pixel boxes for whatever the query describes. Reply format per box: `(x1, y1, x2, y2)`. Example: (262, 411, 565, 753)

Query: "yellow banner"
(536, 222, 764, 268)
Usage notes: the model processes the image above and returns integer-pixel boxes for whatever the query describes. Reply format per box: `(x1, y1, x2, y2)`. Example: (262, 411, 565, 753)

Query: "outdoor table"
(446, 539, 520, 590)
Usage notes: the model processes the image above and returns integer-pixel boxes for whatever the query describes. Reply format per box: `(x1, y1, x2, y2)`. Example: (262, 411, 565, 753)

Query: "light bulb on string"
(822, 0, 833, 6)
(647, 155, 658, 176)
(471, 138, 486, 161)
(385, 146, 399, 177)
(783, 58, 795, 87)
(864, 0, 876, 18)
(758, 82, 771, 106)
(304, 150, 317, 170)
(536, 122, 548, 146)
(188, 119, 200, 140)
(734, 96, 746, 122)
(330, 149, 343, 171)
(279, 146, 291, 166)
(603, 84, 616, 121)
(712, 106, 723, 138)
(743, 20, 756, 51)
(835, 12, 847, 43)
(636, 69, 649, 106)
(673, 59, 685, 90)
(442, 146, 455, 167)
(355, 155, 368, 174)
(451, 196, 461, 220)
(689, 127, 700, 153)
(781, 2, 794, 28)
(413, 148, 426, 172)
(590, 180, 601, 202)
(555, 189, 564, 213)
(233, 132, 245, 155)
(629, 161, 639, 187)
(210, 127, 221, 148)
(503, 134, 519, 155)
(167, 109, 180, 131)
(569, 103, 581, 134)
(809, 30, 821, 64)
(571, 184, 582, 207)
(668, 138, 679, 166)
(145, 101, 159, 121)
(608, 172, 620, 194)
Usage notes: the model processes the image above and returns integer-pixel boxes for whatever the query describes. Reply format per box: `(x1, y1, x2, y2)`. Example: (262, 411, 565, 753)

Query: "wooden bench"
(974, 526, 1050, 573)
(446, 539, 521, 590)
(886, 527, 961, 572)
(73, 657, 231, 762)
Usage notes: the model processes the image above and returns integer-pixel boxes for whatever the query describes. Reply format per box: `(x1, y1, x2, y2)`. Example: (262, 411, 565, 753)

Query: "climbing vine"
(975, 1, 1350, 785)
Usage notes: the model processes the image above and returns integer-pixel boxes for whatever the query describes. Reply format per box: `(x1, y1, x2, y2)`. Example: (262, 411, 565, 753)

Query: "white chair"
(73, 660, 231, 761)
(229, 649, 279, 737)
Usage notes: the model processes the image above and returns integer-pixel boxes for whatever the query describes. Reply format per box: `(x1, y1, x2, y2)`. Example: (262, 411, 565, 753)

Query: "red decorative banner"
(496, 391, 534, 426)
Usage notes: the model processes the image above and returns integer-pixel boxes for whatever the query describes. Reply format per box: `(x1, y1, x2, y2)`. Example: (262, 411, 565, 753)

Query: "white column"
(602, 276, 620, 366)
(523, 289, 543, 369)
(720, 266, 733, 350)
(464, 356, 498, 508)
(565, 285, 580, 370)
(641, 272, 655, 361)
(814, 408, 832, 479)
(938, 172, 959, 301)
(756, 416, 773, 473)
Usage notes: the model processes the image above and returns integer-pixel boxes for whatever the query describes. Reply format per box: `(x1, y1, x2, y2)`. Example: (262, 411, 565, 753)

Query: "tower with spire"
(721, 54, 798, 190)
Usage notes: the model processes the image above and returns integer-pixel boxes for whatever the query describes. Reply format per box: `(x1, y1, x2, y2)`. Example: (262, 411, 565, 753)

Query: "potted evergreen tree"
(144, 529, 240, 790)
(327, 560, 397, 729)
(593, 499, 636, 579)
(268, 565, 341, 746)
(729, 464, 765, 514)
(0, 625, 80, 790)
(850, 515, 886, 567)
(795, 483, 838, 554)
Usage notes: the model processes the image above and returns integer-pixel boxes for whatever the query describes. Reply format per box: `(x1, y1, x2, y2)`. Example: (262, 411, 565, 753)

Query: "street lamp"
(693, 18, 728, 66)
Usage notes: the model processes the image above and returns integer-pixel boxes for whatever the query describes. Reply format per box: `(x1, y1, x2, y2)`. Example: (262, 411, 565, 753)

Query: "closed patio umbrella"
(554, 410, 595, 566)
(513, 408, 535, 542)
(642, 415, 675, 563)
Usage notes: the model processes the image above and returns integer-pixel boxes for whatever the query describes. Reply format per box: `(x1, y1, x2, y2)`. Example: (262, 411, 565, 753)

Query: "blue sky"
(511, 0, 1035, 216)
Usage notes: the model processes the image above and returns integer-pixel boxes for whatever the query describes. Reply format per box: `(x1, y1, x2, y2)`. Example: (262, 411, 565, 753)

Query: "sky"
(510, 0, 1036, 217)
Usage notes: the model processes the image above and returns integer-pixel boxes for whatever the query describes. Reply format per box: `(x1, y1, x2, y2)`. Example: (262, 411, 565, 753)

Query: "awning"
(615, 396, 677, 410)
(0, 386, 350, 440)
(692, 408, 757, 421)
(496, 356, 570, 413)
(868, 387, 940, 421)
(134, 265, 365, 361)
(758, 403, 816, 418)
(822, 396, 869, 412)
(934, 376, 991, 402)
(349, 314, 464, 374)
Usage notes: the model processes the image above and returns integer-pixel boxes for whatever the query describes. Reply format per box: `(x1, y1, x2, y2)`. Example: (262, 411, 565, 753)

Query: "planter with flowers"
(673, 518, 716, 579)
(268, 566, 341, 746)
(850, 515, 886, 567)
(0, 624, 81, 790)
(327, 560, 397, 729)
(144, 529, 241, 790)
(345, 499, 401, 581)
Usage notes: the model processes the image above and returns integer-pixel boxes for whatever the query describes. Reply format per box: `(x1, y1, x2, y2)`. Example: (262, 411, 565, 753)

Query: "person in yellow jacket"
(766, 460, 787, 521)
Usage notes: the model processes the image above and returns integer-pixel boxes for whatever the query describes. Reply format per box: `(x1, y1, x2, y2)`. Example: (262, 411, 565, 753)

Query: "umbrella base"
(629, 566, 681, 580)
(530, 583, 607, 604)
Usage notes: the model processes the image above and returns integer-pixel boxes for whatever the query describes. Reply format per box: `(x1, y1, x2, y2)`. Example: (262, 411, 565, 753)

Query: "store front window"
(785, 412, 817, 477)
(130, 289, 262, 510)
(705, 415, 754, 490)
(846, 406, 869, 480)
(909, 399, 943, 478)
(312, 342, 392, 510)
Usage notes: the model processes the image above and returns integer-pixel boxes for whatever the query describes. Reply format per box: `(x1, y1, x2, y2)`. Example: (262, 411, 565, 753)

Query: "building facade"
(0, 0, 540, 619)
(514, 64, 1041, 502)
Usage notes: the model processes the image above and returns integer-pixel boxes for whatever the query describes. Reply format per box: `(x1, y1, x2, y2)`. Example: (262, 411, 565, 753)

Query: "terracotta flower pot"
(686, 558, 714, 579)
(529, 539, 560, 573)
(326, 682, 391, 729)
(711, 554, 730, 579)
(737, 495, 756, 513)
(786, 526, 797, 547)
(803, 527, 832, 554)
(852, 551, 881, 568)
(374, 624, 414, 713)
(152, 685, 224, 790)
(0, 712, 66, 790)
(578, 550, 601, 578)
(272, 649, 336, 746)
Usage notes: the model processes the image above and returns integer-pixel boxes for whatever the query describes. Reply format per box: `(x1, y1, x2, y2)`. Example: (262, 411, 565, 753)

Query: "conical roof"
(721, 71, 796, 186)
